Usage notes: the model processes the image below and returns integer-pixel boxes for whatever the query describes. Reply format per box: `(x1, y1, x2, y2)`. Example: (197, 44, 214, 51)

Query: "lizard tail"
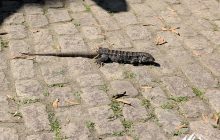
(21, 52, 98, 58)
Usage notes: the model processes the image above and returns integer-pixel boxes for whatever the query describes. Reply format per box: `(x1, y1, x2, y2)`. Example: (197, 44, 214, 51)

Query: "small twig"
(112, 91, 127, 99)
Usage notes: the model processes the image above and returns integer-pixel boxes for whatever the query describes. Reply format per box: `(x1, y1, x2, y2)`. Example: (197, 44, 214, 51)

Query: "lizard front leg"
(95, 54, 109, 67)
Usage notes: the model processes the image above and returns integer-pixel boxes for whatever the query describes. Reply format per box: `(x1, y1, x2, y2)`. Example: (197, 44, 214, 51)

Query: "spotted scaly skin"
(20, 47, 155, 66)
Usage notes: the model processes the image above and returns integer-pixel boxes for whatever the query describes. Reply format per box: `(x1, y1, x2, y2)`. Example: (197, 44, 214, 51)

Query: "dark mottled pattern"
(21, 47, 155, 65)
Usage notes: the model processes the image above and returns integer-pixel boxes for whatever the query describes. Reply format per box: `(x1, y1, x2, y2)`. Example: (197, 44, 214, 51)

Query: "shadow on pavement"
(0, 0, 128, 25)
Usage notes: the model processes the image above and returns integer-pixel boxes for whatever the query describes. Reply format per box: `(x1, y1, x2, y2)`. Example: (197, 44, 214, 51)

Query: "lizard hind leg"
(131, 58, 139, 66)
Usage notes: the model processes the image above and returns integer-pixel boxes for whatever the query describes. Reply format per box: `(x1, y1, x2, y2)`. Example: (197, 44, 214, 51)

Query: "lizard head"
(141, 53, 155, 63)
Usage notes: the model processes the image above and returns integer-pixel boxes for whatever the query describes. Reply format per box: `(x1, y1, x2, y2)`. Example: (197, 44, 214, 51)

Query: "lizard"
(19, 47, 155, 66)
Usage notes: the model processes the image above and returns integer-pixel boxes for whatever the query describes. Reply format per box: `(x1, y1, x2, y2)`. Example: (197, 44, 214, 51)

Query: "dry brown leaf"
(162, 27, 180, 36)
(155, 36, 167, 45)
(115, 98, 131, 105)
(52, 98, 59, 108)
(192, 50, 202, 56)
(126, 136, 134, 140)
(167, 7, 176, 12)
(175, 124, 187, 130)
(202, 114, 209, 123)
(212, 113, 220, 124)
(65, 99, 80, 105)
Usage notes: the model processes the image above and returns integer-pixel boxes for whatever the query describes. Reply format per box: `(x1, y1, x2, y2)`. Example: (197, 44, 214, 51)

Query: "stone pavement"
(0, 0, 220, 139)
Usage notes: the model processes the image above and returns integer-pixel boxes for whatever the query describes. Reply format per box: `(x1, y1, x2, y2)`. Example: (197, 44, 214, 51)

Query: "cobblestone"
(180, 98, 211, 119)
(81, 87, 110, 107)
(4, 25, 27, 39)
(205, 89, 220, 112)
(88, 106, 124, 135)
(123, 98, 148, 121)
(47, 9, 71, 23)
(1, 0, 220, 139)
(162, 76, 195, 97)
(26, 133, 54, 140)
(133, 122, 168, 140)
(15, 79, 43, 98)
(10, 59, 35, 80)
(190, 120, 220, 140)
(26, 14, 49, 28)
(110, 80, 139, 97)
(20, 104, 50, 132)
(0, 127, 18, 140)
(155, 108, 182, 134)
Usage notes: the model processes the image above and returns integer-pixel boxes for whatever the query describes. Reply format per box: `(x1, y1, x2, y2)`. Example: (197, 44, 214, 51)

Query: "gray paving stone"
(9, 40, 29, 57)
(20, 104, 50, 132)
(190, 120, 220, 140)
(40, 63, 66, 85)
(44, 0, 64, 8)
(200, 53, 220, 77)
(81, 87, 110, 107)
(4, 25, 27, 39)
(0, 127, 18, 140)
(104, 136, 132, 140)
(145, 0, 169, 11)
(10, 59, 34, 80)
(0, 71, 9, 92)
(167, 46, 194, 65)
(131, 4, 156, 17)
(123, 98, 148, 121)
(55, 106, 88, 124)
(3, 13, 24, 25)
(72, 12, 97, 27)
(81, 26, 104, 40)
(67, 58, 96, 78)
(91, 6, 120, 31)
(113, 12, 138, 27)
(26, 14, 49, 28)
(26, 133, 54, 140)
(49, 87, 78, 107)
(205, 89, 220, 112)
(126, 25, 152, 41)
(142, 87, 168, 108)
(58, 35, 88, 53)
(128, 66, 154, 86)
(132, 40, 159, 54)
(155, 108, 182, 134)
(32, 29, 53, 46)
(23, 4, 44, 15)
(68, 0, 86, 12)
(0, 95, 16, 122)
(184, 36, 213, 56)
(133, 122, 168, 140)
(100, 63, 124, 80)
(52, 23, 78, 35)
(201, 31, 220, 45)
(76, 73, 104, 87)
(61, 121, 90, 139)
(162, 76, 195, 97)
(88, 106, 124, 135)
(181, 63, 218, 89)
(47, 9, 71, 23)
(180, 98, 212, 119)
(171, 3, 191, 17)
(97, 16, 120, 31)
(159, 10, 182, 24)
(15, 79, 43, 98)
(0, 54, 8, 70)
(110, 80, 139, 97)
(106, 31, 132, 49)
